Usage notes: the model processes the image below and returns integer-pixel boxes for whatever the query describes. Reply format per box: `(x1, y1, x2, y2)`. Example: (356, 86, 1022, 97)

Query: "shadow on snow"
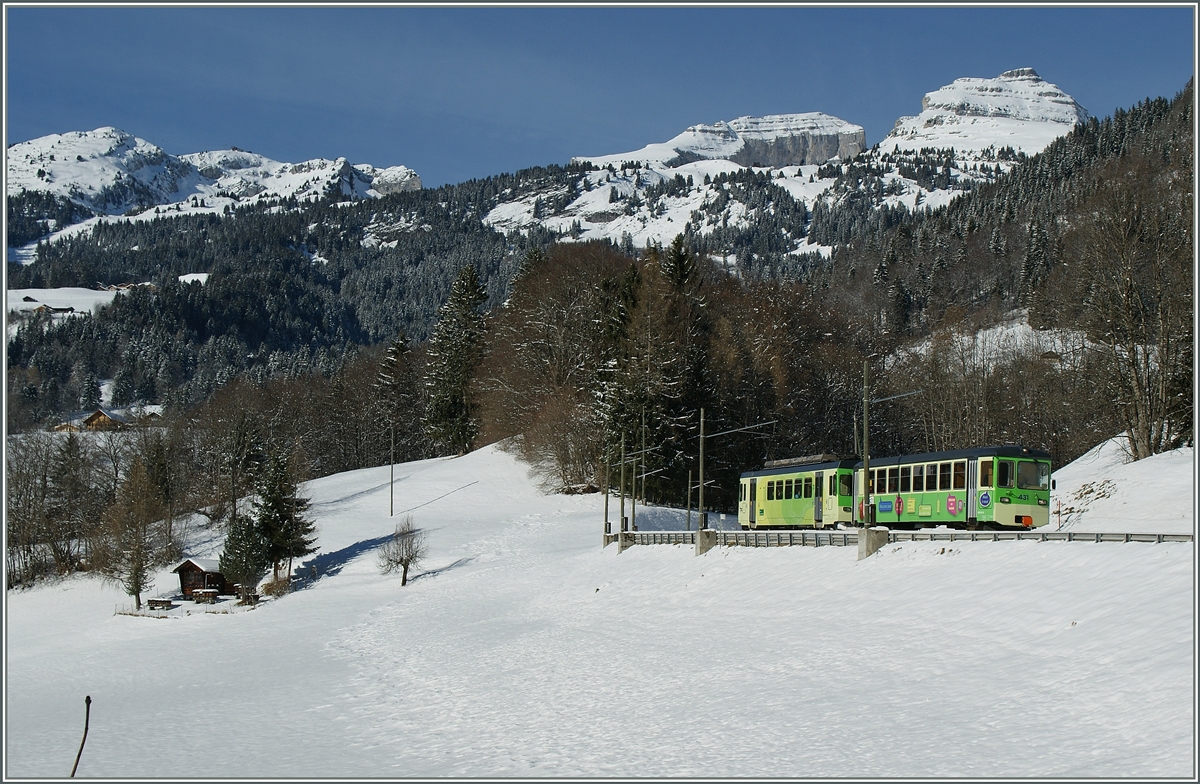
(289, 530, 475, 589)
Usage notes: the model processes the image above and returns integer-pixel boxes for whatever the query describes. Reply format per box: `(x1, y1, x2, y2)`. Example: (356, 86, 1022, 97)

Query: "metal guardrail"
(890, 530, 1193, 544)
(623, 529, 1193, 547)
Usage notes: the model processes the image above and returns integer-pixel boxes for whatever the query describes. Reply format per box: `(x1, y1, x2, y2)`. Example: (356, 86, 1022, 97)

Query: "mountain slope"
(4, 442, 1193, 777)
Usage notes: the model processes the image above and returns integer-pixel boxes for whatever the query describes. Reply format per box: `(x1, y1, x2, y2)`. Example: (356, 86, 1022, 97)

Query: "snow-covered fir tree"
(424, 265, 487, 455)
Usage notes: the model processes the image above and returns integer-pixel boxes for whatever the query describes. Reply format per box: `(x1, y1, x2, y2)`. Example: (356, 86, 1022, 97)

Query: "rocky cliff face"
(726, 114, 865, 166)
(576, 112, 865, 169)
(357, 164, 422, 195)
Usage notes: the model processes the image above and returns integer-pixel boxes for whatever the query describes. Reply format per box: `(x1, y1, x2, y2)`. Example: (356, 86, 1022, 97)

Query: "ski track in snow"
(4, 443, 1193, 778)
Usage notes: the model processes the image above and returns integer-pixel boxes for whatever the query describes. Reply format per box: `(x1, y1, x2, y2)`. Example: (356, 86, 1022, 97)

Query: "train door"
(852, 468, 863, 525)
(814, 471, 824, 526)
(748, 478, 758, 528)
(966, 458, 978, 524)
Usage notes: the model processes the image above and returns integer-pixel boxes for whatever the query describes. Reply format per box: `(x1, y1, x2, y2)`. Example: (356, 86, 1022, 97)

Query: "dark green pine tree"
(252, 449, 317, 585)
(79, 372, 101, 411)
(220, 513, 271, 601)
(424, 265, 487, 455)
(375, 331, 431, 464)
(660, 234, 697, 293)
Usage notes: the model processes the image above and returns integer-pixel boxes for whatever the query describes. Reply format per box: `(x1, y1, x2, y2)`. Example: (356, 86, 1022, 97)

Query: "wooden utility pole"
(631, 454, 637, 532)
(602, 442, 610, 533)
(640, 408, 646, 504)
(862, 360, 871, 526)
(687, 469, 692, 531)
(619, 433, 626, 531)
(698, 407, 706, 530)
(389, 424, 395, 517)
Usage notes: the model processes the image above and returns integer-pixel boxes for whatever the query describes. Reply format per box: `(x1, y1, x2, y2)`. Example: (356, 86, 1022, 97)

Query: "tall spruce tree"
(220, 513, 271, 601)
(252, 449, 316, 585)
(424, 265, 487, 455)
(375, 331, 431, 464)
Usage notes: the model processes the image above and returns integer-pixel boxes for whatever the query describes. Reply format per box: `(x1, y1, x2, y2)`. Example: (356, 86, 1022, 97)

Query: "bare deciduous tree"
(377, 515, 427, 586)
(95, 458, 166, 610)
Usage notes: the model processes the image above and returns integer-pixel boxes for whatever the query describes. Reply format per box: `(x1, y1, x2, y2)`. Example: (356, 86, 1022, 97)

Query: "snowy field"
(4, 440, 1194, 778)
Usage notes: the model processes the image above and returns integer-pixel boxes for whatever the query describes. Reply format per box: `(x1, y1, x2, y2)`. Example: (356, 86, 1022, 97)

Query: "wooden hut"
(172, 558, 231, 598)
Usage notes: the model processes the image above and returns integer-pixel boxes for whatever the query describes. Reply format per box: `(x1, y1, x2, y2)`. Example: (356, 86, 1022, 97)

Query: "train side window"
(767, 482, 774, 501)
(785, 479, 793, 499)
(998, 460, 1014, 488)
(953, 461, 966, 489)
(816, 476, 823, 498)
(872, 470, 883, 494)
(803, 477, 812, 498)
(980, 461, 994, 488)
(912, 465, 924, 492)
(927, 464, 939, 489)
(741, 483, 746, 501)
(899, 466, 911, 493)
(939, 463, 952, 491)
(839, 473, 852, 497)
(887, 467, 899, 493)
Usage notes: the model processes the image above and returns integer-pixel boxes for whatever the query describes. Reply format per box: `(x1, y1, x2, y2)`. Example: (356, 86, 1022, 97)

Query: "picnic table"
(192, 588, 219, 604)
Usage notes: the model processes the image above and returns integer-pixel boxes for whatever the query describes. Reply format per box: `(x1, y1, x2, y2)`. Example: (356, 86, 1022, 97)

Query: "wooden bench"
(146, 598, 175, 610)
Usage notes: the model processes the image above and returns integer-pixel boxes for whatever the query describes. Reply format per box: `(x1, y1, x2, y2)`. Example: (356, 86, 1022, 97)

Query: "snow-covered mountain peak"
(880, 69, 1088, 154)
(8, 127, 422, 223)
(727, 112, 860, 138)
(181, 148, 276, 176)
(919, 68, 1088, 124)
(575, 111, 865, 169)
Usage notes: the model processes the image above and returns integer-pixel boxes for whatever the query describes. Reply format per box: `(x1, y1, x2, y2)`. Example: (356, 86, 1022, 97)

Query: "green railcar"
(738, 456, 858, 530)
(738, 446, 1053, 531)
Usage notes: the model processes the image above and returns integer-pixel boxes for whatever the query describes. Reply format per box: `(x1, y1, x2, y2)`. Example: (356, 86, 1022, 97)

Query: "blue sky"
(5, 6, 1195, 187)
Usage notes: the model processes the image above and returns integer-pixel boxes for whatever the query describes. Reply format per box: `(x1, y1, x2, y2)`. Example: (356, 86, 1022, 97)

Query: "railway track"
(618, 529, 1193, 548)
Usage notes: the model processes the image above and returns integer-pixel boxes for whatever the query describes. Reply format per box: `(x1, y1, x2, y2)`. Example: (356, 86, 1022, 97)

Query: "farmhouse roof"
(173, 558, 222, 574)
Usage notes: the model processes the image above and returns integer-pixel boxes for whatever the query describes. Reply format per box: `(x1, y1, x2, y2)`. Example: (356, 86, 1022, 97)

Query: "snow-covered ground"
(6, 287, 121, 341)
(6, 286, 119, 315)
(1052, 437, 1194, 533)
(4, 440, 1193, 778)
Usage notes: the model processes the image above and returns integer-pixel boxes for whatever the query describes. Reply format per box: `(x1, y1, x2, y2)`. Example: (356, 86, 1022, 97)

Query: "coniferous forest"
(6, 83, 1192, 586)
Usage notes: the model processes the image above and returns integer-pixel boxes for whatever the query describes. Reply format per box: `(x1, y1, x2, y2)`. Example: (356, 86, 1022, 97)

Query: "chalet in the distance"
(172, 558, 232, 598)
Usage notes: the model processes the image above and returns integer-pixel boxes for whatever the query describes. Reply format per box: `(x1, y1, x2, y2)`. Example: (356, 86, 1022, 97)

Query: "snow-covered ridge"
(878, 68, 1088, 155)
(575, 111, 866, 169)
(7, 127, 422, 217)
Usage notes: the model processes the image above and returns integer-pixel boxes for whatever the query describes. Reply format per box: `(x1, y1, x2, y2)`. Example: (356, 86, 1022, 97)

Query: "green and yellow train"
(737, 446, 1053, 530)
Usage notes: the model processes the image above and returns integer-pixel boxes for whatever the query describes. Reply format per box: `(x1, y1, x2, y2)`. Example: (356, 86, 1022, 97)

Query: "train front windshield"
(1017, 461, 1051, 491)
